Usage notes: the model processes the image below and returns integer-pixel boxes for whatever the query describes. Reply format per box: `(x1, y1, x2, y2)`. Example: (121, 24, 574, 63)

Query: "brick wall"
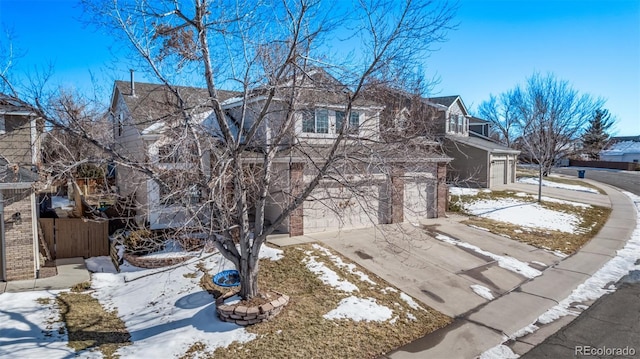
(2, 189, 35, 280)
(437, 162, 448, 217)
(391, 166, 404, 223)
(289, 163, 304, 236)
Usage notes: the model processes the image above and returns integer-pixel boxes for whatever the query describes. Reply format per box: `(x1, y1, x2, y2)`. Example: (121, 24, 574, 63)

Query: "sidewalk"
(0, 257, 90, 293)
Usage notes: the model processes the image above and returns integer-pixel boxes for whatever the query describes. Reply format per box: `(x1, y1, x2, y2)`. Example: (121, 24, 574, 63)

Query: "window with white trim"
(303, 108, 360, 135)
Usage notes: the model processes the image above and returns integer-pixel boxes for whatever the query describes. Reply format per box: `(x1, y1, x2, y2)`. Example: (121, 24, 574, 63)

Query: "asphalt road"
(522, 167, 640, 359)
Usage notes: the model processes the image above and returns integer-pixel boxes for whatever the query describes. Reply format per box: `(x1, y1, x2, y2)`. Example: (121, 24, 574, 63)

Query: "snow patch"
(479, 344, 520, 359)
(324, 296, 393, 322)
(311, 244, 376, 285)
(259, 245, 284, 261)
(518, 176, 599, 194)
(449, 187, 480, 196)
(303, 253, 359, 292)
(399, 292, 425, 310)
(436, 234, 541, 278)
(470, 284, 494, 300)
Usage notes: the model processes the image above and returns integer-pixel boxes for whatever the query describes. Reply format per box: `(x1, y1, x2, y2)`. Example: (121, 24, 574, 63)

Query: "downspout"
(31, 192, 39, 278)
(0, 191, 5, 281)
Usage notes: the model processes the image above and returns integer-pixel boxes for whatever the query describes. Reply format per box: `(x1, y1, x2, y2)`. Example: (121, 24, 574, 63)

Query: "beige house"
(109, 72, 451, 235)
(0, 94, 42, 281)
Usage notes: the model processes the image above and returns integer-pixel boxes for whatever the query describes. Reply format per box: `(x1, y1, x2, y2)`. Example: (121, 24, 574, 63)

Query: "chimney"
(130, 69, 135, 96)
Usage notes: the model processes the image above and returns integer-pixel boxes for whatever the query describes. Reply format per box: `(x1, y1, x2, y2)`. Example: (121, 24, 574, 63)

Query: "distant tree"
(581, 109, 615, 160)
(477, 91, 519, 147)
(483, 73, 604, 202)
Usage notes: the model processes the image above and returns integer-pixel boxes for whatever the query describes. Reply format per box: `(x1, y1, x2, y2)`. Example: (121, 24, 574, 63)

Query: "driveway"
(302, 218, 561, 318)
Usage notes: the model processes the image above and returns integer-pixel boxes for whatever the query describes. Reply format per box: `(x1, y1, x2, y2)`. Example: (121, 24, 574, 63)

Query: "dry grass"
(453, 190, 611, 254)
(184, 244, 451, 359)
(57, 292, 131, 358)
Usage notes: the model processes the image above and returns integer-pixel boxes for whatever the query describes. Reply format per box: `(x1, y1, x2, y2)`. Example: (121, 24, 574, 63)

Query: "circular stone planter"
(123, 253, 194, 269)
(215, 291, 289, 326)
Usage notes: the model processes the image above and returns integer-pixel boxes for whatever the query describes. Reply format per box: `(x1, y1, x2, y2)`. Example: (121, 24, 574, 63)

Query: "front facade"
(0, 95, 41, 281)
(110, 73, 451, 235)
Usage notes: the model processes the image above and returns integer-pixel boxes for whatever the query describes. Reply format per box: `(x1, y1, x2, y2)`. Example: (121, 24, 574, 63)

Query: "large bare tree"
(6, 0, 456, 300)
(481, 73, 603, 201)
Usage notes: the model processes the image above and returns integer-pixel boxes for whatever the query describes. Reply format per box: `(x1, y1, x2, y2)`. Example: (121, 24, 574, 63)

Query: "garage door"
(491, 160, 506, 186)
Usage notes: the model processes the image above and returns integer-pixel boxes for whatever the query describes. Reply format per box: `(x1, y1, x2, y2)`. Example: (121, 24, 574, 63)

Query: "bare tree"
(477, 91, 520, 147)
(494, 73, 604, 201)
(4, 0, 457, 301)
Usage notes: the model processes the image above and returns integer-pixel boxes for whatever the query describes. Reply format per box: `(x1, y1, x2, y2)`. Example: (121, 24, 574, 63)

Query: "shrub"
(124, 229, 165, 255)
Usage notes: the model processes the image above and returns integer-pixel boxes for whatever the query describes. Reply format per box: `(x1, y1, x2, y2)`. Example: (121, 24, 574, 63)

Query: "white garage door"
(491, 160, 506, 186)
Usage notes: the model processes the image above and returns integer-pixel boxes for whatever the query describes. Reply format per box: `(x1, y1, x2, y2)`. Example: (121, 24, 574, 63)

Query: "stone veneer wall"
(391, 167, 405, 223)
(437, 162, 448, 217)
(288, 163, 304, 237)
(2, 189, 36, 281)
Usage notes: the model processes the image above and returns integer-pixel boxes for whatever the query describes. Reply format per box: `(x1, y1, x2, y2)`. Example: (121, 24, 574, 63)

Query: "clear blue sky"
(1, 0, 639, 135)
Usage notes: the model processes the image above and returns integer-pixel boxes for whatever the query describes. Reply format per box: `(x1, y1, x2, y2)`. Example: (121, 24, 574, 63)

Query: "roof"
(469, 116, 490, 124)
(0, 93, 36, 115)
(600, 141, 640, 155)
(0, 157, 39, 186)
(113, 81, 240, 131)
(428, 95, 460, 108)
(446, 134, 520, 154)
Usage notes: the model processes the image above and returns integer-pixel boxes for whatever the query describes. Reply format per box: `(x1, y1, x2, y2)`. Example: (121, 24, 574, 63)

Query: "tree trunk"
(537, 163, 543, 203)
(238, 256, 259, 299)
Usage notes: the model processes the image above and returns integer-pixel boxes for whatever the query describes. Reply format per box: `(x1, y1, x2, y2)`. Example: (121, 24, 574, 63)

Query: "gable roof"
(428, 95, 459, 108)
(446, 134, 520, 154)
(112, 81, 240, 131)
(0, 93, 36, 115)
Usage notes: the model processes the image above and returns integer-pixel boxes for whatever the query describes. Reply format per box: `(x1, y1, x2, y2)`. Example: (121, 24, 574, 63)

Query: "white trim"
(0, 182, 33, 189)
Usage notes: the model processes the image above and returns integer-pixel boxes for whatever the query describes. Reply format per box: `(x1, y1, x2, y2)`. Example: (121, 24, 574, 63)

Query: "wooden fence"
(39, 218, 109, 259)
(569, 159, 640, 171)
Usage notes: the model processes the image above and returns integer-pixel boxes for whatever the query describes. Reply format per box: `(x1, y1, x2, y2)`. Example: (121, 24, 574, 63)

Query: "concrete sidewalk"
(269, 179, 637, 358)
(0, 257, 90, 293)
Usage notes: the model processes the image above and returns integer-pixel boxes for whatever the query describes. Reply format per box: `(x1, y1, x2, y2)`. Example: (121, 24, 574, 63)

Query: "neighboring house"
(600, 136, 640, 163)
(429, 95, 520, 188)
(109, 71, 451, 234)
(0, 94, 42, 281)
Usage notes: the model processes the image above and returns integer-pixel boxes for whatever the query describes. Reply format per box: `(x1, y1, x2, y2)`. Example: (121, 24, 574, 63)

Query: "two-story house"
(429, 96, 519, 188)
(0, 94, 42, 281)
(109, 71, 451, 235)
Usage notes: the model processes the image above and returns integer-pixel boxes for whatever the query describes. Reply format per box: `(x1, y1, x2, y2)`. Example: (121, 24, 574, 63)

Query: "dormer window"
(448, 114, 467, 135)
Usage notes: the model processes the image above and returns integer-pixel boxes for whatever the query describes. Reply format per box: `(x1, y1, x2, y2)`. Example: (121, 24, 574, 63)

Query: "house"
(600, 136, 640, 163)
(429, 96, 520, 188)
(0, 94, 42, 281)
(109, 71, 451, 235)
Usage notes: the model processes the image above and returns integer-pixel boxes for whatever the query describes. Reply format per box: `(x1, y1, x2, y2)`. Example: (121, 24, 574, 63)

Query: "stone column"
(390, 165, 405, 224)
(289, 163, 304, 237)
(437, 162, 448, 218)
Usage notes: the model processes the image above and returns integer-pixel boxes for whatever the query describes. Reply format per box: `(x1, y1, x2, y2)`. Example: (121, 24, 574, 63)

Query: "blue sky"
(1, 0, 639, 135)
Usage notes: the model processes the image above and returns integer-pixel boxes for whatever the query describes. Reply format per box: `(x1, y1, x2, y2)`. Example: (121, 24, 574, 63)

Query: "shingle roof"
(113, 81, 240, 131)
(428, 95, 460, 108)
(446, 134, 520, 154)
(0, 93, 35, 114)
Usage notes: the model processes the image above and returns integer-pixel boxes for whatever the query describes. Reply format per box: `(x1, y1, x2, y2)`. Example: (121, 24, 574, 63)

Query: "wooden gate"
(39, 218, 109, 259)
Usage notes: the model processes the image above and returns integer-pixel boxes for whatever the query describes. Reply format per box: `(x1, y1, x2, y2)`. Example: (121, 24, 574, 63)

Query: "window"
(0, 115, 5, 134)
(457, 115, 463, 133)
(336, 110, 360, 133)
(117, 113, 123, 137)
(302, 109, 329, 134)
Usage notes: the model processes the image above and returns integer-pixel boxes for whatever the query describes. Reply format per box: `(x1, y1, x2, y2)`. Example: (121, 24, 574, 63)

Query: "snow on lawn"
(302, 251, 359, 292)
(481, 191, 640, 358)
(0, 291, 75, 358)
(464, 197, 582, 233)
(436, 234, 541, 279)
(323, 296, 393, 322)
(470, 284, 495, 300)
(514, 192, 591, 208)
(399, 292, 425, 311)
(311, 244, 376, 285)
(518, 176, 599, 194)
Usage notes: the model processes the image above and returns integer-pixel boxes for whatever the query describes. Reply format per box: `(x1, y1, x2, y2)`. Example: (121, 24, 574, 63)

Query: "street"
(522, 167, 640, 358)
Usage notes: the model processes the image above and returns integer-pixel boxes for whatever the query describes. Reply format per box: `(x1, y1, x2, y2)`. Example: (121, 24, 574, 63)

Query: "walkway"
(0, 257, 90, 293)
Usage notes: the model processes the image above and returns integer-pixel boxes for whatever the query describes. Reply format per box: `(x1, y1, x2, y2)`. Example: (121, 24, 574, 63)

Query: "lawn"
(2, 244, 450, 358)
(449, 189, 611, 254)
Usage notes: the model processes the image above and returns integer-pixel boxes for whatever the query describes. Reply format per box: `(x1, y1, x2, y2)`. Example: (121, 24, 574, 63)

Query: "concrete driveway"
(298, 217, 561, 318)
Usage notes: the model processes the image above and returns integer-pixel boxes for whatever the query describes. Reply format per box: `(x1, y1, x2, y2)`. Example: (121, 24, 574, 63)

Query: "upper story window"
(448, 114, 467, 135)
(0, 115, 5, 135)
(302, 108, 361, 136)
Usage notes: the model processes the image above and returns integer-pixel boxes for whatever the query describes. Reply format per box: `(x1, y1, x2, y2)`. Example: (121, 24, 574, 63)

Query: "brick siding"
(2, 189, 35, 280)
(289, 163, 304, 236)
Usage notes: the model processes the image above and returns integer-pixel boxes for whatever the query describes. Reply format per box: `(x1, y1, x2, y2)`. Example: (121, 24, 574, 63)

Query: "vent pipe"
(130, 69, 135, 96)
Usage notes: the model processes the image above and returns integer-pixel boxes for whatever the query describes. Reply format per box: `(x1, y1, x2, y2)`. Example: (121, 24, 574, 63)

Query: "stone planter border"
(216, 290, 289, 326)
(123, 253, 194, 269)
